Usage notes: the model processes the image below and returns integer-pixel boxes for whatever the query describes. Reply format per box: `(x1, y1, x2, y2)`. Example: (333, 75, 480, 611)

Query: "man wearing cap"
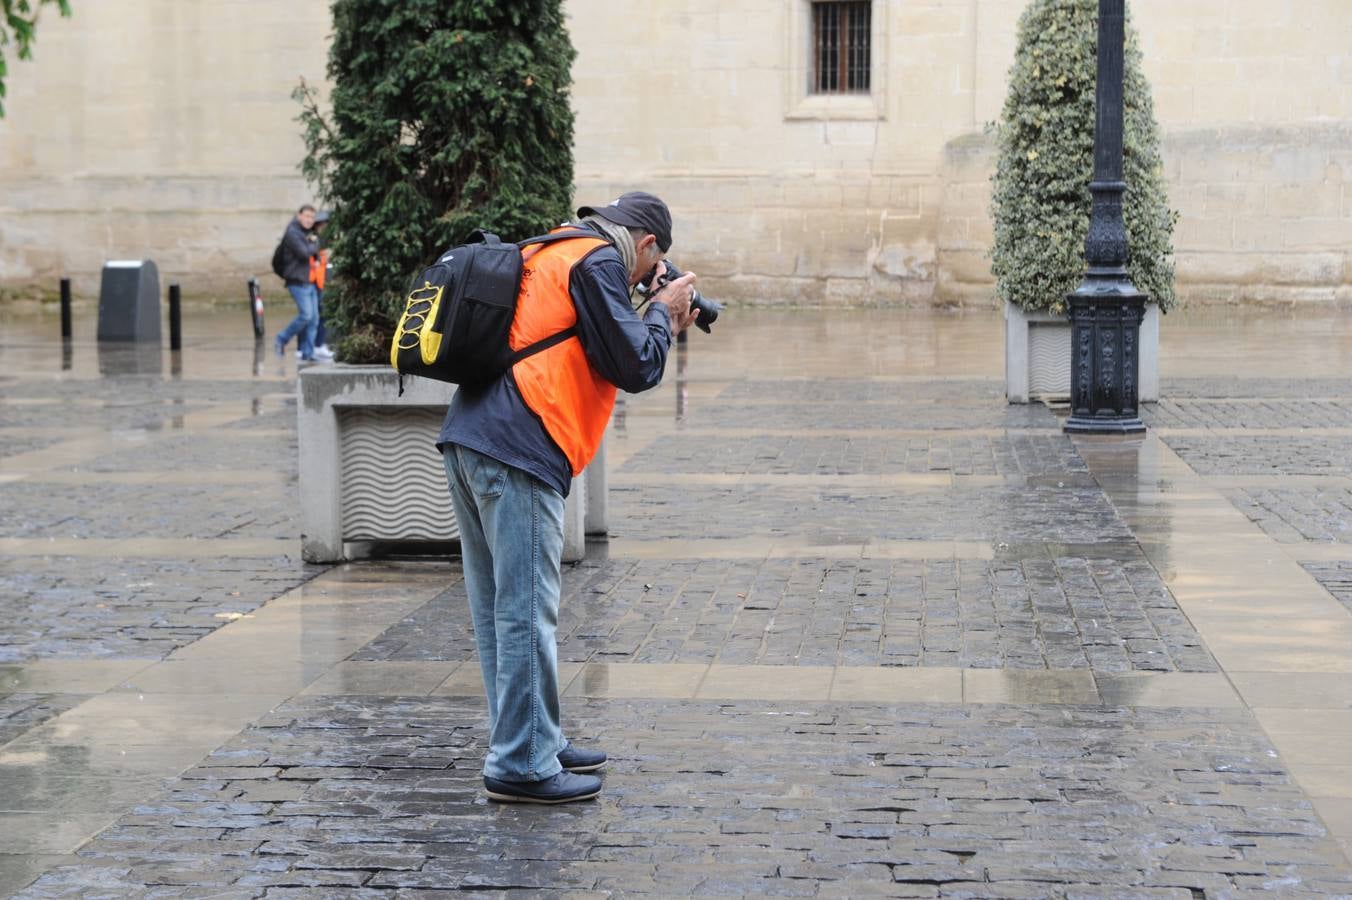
(438, 192, 698, 804)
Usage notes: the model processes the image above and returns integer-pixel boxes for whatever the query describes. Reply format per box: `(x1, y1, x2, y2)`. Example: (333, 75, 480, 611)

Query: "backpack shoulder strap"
(506, 326, 578, 367)
(518, 228, 610, 250)
(505, 228, 610, 366)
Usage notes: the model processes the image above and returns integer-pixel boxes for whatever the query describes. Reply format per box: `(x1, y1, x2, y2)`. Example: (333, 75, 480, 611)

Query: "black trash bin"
(97, 260, 161, 343)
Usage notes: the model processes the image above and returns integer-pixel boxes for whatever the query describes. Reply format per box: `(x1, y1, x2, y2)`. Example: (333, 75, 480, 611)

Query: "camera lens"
(690, 293, 721, 334)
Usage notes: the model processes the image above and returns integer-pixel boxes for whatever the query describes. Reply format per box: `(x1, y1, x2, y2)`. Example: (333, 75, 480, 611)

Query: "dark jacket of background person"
(280, 219, 317, 286)
(438, 226, 673, 498)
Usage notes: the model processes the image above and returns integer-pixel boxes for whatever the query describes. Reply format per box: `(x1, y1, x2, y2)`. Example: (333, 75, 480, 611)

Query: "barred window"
(811, 1, 872, 94)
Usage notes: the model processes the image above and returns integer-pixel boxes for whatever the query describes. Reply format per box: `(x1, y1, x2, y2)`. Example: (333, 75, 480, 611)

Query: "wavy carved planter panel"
(338, 406, 458, 542)
(1028, 322, 1073, 398)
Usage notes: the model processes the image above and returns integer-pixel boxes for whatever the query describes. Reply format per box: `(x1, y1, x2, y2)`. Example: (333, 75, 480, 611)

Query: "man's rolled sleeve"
(569, 250, 671, 394)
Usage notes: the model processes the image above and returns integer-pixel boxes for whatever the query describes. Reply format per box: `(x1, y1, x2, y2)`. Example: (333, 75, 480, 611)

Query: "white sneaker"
(314, 345, 335, 360)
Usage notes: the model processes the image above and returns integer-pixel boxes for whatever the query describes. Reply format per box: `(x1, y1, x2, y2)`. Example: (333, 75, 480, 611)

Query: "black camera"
(638, 260, 722, 334)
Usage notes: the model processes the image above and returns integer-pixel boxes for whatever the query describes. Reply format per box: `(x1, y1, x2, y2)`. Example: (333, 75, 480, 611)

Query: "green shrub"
(990, 0, 1177, 314)
(297, 0, 577, 363)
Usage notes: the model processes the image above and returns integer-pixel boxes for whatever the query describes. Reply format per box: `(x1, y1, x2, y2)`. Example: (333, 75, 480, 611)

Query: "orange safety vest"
(308, 249, 329, 290)
(509, 232, 615, 476)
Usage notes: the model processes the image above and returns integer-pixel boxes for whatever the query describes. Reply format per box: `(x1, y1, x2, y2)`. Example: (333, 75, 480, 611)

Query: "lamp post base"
(1064, 413, 1145, 435)
(1063, 289, 1147, 436)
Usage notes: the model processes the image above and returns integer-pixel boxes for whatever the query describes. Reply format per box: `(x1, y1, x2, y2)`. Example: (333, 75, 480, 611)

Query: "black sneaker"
(483, 771, 601, 804)
(557, 742, 607, 773)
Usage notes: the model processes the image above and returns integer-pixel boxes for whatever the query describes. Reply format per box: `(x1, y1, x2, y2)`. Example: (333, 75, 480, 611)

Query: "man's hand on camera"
(653, 271, 699, 335)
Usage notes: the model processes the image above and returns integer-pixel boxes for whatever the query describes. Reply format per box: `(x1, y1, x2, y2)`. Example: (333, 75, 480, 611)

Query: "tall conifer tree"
(298, 0, 577, 362)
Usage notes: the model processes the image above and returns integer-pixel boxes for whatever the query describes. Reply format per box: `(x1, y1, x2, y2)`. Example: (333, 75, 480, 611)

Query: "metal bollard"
(247, 278, 265, 339)
(168, 283, 183, 351)
(60, 278, 73, 340)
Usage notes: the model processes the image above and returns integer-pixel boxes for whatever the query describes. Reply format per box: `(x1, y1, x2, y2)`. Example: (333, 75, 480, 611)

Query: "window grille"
(811, 1, 871, 94)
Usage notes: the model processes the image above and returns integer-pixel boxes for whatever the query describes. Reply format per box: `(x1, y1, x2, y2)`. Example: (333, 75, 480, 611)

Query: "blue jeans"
(443, 444, 567, 782)
(278, 283, 319, 359)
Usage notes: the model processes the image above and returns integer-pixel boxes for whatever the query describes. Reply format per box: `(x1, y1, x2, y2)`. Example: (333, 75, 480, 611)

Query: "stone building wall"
(1, 0, 1348, 307)
(0, 1, 330, 299)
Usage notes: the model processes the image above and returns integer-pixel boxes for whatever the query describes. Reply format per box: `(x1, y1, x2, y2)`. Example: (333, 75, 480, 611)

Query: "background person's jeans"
(278, 283, 319, 359)
(443, 444, 567, 782)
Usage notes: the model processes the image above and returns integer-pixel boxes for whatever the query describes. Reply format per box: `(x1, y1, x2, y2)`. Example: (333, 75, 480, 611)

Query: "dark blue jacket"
(280, 219, 317, 286)
(438, 228, 673, 497)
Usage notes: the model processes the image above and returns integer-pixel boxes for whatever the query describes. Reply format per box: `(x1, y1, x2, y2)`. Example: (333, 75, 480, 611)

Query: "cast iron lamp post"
(1064, 0, 1147, 435)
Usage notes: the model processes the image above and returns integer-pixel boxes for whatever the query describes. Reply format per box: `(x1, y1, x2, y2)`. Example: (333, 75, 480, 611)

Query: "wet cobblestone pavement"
(355, 556, 1215, 672)
(619, 434, 1081, 476)
(0, 555, 324, 661)
(680, 403, 1059, 431)
(1303, 563, 1352, 614)
(714, 379, 1013, 405)
(3, 307, 1352, 896)
(0, 693, 87, 746)
(610, 482, 1133, 544)
(14, 695, 1352, 898)
(1143, 399, 1352, 430)
(1228, 489, 1352, 544)
(1159, 378, 1352, 400)
(0, 482, 299, 540)
(1162, 436, 1352, 477)
(1, 357, 319, 663)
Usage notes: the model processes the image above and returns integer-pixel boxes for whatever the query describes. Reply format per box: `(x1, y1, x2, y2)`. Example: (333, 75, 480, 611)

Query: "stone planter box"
(298, 366, 605, 563)
(1004, 300, 1158, 404)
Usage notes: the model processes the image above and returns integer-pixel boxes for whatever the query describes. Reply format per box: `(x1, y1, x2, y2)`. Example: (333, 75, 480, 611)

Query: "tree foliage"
(297, 0, 577, 363)
(0, 0, 71, 117)
(990, 0, 1177, 314)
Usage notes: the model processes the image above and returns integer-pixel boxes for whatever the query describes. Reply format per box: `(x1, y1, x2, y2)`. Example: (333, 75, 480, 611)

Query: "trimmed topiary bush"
(296, 0, 577, 363)
(990, 0, 1177, 314)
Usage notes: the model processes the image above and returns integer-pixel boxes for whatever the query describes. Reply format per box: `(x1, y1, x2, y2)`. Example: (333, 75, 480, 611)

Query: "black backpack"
(390, 229, 602, 395)
(270, 239, 287, 280)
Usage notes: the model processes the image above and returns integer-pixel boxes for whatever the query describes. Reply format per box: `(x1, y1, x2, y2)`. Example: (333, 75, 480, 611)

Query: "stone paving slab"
(1227, 489, 1352, 544)
(0, 554, 323, 662)
(354, 556, 1214, 673)
(14, 695, 1351, 897)
(620, 434, 1085, 477)
(1163, 435, 1352, 477)
(610, 483, 1133, 545)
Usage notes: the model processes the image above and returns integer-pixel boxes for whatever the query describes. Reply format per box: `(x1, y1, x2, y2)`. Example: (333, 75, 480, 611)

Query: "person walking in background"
(273, 204, 321, 362)
(308, 210, 335, 360)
